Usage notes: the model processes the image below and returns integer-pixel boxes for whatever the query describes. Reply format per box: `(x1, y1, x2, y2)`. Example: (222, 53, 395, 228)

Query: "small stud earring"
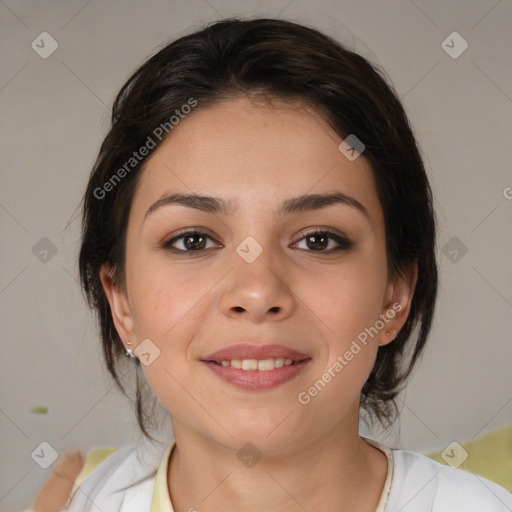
(125, 340, 136, 358)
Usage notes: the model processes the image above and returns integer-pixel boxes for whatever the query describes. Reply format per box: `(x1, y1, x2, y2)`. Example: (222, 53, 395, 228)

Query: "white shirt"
(63, 437, 512, 511)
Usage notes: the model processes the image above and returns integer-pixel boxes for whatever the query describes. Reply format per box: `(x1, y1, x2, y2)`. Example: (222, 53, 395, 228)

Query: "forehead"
(129, 96, 382, 227)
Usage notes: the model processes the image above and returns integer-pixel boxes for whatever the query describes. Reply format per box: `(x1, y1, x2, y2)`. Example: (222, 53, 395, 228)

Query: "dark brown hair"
(78, 17, 438, 441)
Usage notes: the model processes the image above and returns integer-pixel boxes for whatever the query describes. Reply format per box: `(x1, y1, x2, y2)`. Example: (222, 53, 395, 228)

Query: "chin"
(215, 413, 300, 453)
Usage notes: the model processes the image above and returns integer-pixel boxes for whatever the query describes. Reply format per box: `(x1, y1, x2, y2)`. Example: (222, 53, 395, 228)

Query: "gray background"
(1, 0, 511, 510)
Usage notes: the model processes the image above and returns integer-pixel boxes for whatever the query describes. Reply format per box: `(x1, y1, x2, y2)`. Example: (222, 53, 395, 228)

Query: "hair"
(78, 17, 438, 441)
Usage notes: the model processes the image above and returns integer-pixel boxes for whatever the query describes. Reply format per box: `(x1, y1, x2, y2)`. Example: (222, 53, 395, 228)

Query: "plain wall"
(1, 1, 511, 510)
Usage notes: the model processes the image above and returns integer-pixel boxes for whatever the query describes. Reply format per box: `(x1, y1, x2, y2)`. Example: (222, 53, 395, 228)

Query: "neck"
(167, 416, 388, 512)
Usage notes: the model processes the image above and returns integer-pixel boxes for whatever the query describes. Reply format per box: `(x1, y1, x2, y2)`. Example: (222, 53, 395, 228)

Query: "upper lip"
(202, 343, 311, 362)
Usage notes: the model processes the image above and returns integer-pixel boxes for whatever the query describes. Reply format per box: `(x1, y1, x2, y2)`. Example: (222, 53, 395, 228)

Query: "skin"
(101, 96, 417, 511)
(30, 451, 85, 512)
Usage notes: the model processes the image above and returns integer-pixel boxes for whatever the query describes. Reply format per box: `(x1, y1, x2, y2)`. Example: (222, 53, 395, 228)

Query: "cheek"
(127, 262, 204, 409)
(128, 257, 203, 340)
(126, 257, 216, 397)
(305, 255, 388, 338)
(297, 267, 384, 413)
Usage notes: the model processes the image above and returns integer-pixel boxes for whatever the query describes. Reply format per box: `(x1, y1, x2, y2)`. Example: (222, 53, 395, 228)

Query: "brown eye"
(294, 230, 354, 252)
(163, 230, 219, 253)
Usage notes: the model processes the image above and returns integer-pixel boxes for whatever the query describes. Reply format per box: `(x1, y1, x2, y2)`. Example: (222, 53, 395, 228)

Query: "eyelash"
(161, 228, 354, 254)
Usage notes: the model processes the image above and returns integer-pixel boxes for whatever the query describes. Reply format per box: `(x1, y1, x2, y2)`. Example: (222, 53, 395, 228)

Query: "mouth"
(202, 358, 311, 390)
(200, 343, 312, 390)
(202, 342, 310, 363)
(206, 357, 306, 370)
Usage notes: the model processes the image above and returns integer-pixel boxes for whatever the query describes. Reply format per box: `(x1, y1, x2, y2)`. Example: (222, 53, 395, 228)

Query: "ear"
(378, 261, 418, 347)
(99, 264, 135, 349)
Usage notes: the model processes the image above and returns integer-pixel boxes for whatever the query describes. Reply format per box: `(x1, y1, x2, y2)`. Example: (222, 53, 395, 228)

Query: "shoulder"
(385, 449, 512, 511)
(65, 439, 168, 511)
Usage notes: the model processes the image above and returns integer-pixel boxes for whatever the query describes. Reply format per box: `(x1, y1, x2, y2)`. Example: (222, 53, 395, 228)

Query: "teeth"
(257, 359, 274, 371)
(242, 359, 258, 370)
(218, 358, 296, 370)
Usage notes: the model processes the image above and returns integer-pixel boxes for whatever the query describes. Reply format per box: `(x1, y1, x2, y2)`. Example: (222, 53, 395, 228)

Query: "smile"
(211, 357, 297, 370)
(202, 358, 311, 390)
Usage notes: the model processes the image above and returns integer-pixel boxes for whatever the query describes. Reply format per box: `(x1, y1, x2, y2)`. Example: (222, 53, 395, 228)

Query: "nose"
(219, 242, 296, 324)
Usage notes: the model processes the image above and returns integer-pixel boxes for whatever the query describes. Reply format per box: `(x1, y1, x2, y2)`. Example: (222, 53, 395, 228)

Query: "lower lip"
(203, 360, 311, 390)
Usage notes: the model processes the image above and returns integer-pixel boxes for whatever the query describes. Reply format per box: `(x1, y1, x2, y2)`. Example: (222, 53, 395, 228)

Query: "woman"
(68, 17, 512, 511)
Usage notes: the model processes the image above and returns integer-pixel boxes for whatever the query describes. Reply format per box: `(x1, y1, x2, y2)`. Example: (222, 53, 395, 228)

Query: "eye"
(162, 229, 220, 253)
(293, 230, 354, 252)
(161, 228, 353, 254)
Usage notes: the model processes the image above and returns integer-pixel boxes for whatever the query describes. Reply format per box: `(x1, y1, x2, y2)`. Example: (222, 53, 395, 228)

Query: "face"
(101, 96, 416, 454)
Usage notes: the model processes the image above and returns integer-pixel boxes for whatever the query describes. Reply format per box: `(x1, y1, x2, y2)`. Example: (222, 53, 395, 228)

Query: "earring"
(125, 340, 136, 358)
(385, 329, 397, 338)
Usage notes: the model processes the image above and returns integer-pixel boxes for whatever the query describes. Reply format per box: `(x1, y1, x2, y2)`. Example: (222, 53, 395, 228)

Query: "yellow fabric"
(424, 423, 512, 492)
(151, 442, 175, 512)
(364, 438, 394, 511)
(73, 447, 118, 488)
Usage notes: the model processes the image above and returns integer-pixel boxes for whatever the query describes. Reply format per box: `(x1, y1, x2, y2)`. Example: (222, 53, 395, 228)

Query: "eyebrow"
(144, 191, 369, 222)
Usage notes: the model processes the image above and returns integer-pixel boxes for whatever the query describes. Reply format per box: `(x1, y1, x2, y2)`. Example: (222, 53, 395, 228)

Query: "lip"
(202, 343, 310, 362)
(203, 360, 311, 390)
(201, 343, 312, 391)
